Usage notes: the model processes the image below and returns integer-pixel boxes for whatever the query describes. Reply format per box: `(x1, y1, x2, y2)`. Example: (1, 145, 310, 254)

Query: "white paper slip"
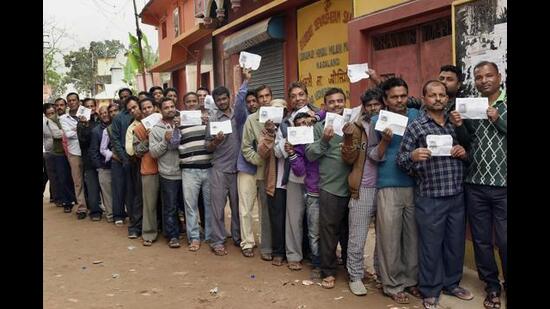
(374, 110, 409, 136)
(426, 135, 453, 156)
(455, 98, 489, 119)
(259, 106, 284, 123)
(347, 63, 369, 83)
(204, 95, 217, 111)
(76, 106, 92, 121)
(180, 110, 203, 126)
(342, 108, 353, 123)
(141, 113, 162, 130)
(287, 126, 314, 145)
(294, 106, 311, 116)
(239, 51, 262, 70)
(349, 106, 362, 123)
(209, 120, 233, 135)
(324, 112, 345, 136)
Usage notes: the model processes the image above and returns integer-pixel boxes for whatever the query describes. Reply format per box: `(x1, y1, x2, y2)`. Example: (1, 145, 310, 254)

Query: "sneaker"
(77, 212, 87, 220)
(115, 220, 124, 226)
(349, 280, 368, 296)
(106, 217, 114, 223)
(90, 215, 101, 222)
(128, 233, 139, 239)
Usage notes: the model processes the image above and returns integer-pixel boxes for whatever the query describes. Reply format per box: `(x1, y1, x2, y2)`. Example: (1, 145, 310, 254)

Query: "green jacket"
(306, 119, 351, 197)
(241, 111, 268, 180)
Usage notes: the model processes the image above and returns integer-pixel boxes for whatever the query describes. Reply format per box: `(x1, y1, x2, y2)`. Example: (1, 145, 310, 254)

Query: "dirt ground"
(43, 190, 488, 309)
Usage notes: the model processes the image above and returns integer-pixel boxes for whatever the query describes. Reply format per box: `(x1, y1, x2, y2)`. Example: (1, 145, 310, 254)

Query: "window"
(161, 21, 167, 39)
(173, 7, 180, 37)
(421, 18, 452, 42)
(373, 29, 417, 50)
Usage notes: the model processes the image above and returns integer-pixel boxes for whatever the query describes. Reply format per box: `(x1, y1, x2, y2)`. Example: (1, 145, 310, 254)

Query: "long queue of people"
(42, 61, 506, 309)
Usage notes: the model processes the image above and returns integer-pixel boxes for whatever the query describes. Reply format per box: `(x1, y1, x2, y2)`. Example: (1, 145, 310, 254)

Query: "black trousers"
(465, 184, 507, 293)
(127, 160, 143, 235)
(267, 188, 287, 257)
(319, 190, 349, 278)
(416, 193, 466, 298)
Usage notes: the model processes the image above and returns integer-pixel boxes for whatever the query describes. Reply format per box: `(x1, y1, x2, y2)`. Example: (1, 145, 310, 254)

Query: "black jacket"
(77, 115, 100, 170)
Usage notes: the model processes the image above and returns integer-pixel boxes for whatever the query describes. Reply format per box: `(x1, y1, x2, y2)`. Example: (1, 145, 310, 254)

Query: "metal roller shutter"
(246, 40, 285, 100)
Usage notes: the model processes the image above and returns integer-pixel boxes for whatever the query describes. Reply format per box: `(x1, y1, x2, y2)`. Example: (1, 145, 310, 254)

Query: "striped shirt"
(178, 124, 212, 169)
(396, 113, 465, 198)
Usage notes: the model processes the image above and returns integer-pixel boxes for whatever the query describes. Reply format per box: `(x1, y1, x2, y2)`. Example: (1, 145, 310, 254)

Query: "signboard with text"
(297, 0, 352, 107)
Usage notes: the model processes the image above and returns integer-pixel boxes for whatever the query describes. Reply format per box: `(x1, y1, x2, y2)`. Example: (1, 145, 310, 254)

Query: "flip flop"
(321, 276, 336, 289)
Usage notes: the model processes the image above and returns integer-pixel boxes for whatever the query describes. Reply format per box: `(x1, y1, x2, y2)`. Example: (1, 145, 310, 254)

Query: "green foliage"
(123, 32, 158, 87)
(63, 40, 125, 95)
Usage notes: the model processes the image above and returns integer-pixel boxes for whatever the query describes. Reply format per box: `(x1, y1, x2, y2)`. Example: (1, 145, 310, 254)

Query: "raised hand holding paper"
(455, 98, 489, 119)
(287, 126, 314, 145)
(347, 63, 369, 83)
(142, 113, 163, 130)
(374, 110, 409, 136)
(259, 106, 284, 123)
(426, 135, 453, 156)
(239, 51, 262, 70)
(76, 105, 92, 121)
(342, 108, 353, 123)
(324, 112, 345, 136)
(209, 120, 233, 135)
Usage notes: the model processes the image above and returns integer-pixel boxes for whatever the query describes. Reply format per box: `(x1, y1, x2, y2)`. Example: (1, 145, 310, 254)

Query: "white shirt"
(59, 114, 82, 156)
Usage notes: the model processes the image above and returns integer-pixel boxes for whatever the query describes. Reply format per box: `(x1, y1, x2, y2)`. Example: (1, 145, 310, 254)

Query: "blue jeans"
(305, 194, 320, 267)
(84, 168, 102, 217)
(415, 193, 466, 298)
(181, 169, 211, 242)
(51, 153, 76, 205)
(159, 176, 182, 240)
(111, 160, 128, 221)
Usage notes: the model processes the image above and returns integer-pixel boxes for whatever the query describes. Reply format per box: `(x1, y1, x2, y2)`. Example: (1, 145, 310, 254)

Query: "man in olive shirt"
(306, 88, 352, 289)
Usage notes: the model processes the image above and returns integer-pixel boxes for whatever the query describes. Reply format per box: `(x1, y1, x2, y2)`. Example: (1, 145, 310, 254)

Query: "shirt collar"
(493, 89, 507, 107)
(215, 108, 233, 120)
(419, 112, 449, 126)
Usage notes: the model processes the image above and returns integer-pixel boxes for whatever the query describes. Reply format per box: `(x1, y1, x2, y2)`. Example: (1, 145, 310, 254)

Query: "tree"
(63, 40, 125, 96)
(123, 32, 158, 88)
(43, 19, 69, 100)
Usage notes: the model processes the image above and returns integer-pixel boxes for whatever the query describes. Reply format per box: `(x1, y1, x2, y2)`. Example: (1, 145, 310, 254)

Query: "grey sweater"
(149, 121, 181, 180)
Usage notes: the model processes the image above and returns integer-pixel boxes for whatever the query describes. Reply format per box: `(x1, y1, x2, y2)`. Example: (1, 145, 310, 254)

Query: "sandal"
(212, 245, 228, 256)
(483, 292, 501, 309)
(188, 240, 201, 252)
(321, 276, 336, 289)
(422, 297, 439, 309)
(143, 240, 153, 246)
(288, 262, 302, 271)
(272, 256, 284, 266)
(442, 286, 473, 300)
(405, 286, 423, 299)
(384, 291, 410, 304)
(241, 248, 254, 257)
(168, 238, 180, 248)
